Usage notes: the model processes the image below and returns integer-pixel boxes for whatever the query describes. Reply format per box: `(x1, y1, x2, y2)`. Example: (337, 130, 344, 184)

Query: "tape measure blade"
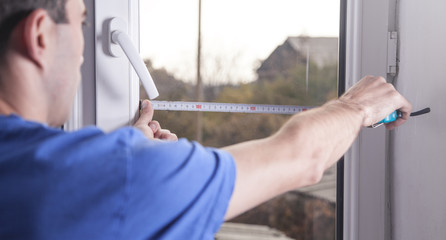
(151, 100, 311, 115)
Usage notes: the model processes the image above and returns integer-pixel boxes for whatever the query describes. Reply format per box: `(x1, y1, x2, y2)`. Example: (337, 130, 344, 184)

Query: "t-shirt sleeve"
(121, 130, 236, 240)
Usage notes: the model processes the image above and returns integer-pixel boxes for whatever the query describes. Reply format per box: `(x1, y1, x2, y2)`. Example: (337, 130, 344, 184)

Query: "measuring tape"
(151, 100, 313, 115)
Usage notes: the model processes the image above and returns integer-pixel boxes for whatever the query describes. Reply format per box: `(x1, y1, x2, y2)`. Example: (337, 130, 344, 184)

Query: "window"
(140, 1, 341, 239)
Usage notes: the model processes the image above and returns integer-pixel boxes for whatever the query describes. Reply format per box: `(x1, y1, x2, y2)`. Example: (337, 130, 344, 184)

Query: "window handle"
(108, 17, 159, 99)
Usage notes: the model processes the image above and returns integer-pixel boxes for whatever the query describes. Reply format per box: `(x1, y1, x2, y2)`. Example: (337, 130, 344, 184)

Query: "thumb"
(136, 100, 154, 124)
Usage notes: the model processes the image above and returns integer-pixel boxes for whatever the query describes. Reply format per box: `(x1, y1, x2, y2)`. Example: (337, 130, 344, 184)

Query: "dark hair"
(0, 0, 68, 61)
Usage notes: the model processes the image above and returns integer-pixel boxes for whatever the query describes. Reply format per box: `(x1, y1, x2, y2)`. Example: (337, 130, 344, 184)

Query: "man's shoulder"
(0, 115, 140, 162)
(0, 115, 236, 239)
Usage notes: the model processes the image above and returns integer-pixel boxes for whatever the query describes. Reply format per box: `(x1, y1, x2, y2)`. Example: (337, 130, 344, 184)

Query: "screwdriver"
(370, 107, 431, 128)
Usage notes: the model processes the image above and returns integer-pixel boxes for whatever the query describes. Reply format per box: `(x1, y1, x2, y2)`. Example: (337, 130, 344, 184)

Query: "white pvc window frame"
(343, 0, 397, 239)
(66, 0, 141, 132)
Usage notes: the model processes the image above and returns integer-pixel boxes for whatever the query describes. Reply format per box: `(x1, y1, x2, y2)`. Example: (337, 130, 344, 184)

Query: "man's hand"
(338, 75, 412, 130)
(134, 100, 178, 141)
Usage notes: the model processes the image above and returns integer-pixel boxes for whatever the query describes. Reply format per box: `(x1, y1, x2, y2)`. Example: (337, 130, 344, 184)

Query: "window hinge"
(387, 31, 398, 76)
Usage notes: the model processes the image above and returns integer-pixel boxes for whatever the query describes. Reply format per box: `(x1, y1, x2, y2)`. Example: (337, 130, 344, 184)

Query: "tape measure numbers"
(151, 101, 313, 115)
(148, 101, 432, 127)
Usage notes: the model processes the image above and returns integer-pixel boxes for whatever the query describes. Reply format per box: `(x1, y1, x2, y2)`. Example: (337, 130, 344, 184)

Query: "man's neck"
(0, 58, 50, 124)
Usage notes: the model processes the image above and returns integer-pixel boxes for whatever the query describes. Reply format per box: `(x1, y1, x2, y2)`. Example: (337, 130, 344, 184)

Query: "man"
(0, 0, 412, 239)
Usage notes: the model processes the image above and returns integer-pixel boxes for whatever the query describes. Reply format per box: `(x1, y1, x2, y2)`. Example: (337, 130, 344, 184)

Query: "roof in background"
(287, 36, 338, 67)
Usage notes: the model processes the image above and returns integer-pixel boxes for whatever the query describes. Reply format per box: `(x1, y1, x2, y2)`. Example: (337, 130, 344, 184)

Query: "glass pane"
(141, 0, 339, 239)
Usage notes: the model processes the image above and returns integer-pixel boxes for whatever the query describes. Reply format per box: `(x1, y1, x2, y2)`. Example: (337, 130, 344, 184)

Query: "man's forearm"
(290, 99, 364, 171)
(223, 76, 412, 220)
(223, 99, 364, 219)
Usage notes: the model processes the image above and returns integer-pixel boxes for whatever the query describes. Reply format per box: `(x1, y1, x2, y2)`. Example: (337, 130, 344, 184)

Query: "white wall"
(391, 0, 446, 239)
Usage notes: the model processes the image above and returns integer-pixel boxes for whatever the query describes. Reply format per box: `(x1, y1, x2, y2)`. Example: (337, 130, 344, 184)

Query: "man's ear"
(21, 9, 56, 69)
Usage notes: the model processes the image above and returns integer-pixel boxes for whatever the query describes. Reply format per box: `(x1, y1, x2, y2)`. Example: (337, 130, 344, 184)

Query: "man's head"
(0, 0, 86, 126)
(0, 0, 68, 63)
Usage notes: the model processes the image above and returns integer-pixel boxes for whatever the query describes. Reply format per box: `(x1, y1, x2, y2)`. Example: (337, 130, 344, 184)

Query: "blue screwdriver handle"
(370, 110, 403, 128)
(377, 110, 403, 124)
(371, 107, 430, 128)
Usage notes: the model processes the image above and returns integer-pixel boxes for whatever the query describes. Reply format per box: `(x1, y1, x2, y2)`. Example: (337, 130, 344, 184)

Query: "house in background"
(254, 37, 339, 203)
(257, 37, 338, 82)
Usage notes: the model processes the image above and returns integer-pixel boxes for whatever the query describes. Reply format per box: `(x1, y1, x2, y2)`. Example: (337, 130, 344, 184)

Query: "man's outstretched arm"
(223, 76, 412, 219)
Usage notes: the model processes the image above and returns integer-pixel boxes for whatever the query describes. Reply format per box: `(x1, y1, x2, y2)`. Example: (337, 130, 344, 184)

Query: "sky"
(140, 0, 340, 84)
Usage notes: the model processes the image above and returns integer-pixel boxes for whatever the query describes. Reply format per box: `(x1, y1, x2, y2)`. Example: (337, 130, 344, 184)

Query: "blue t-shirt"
(0, 115, 236, 240)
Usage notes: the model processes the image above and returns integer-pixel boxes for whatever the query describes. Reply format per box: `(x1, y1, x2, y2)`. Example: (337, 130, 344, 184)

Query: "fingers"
(341, 75, 412, 128)
(137, 100, 154, 124)
(396, 95, 412, 120)
(133, 100, 155, 138)
(133, 100, 178, 141)
(149, 120, 178, 141)
(385, 85, 412, 130)
(157, 130, 178, 141)
(386, 118, 407, 130)
(148, 120, 161, 136)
